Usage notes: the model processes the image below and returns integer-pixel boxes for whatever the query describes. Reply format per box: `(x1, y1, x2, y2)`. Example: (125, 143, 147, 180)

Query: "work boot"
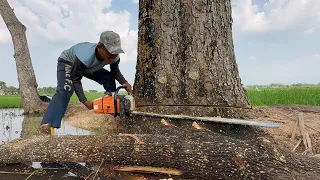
(39, 123, 51, 135)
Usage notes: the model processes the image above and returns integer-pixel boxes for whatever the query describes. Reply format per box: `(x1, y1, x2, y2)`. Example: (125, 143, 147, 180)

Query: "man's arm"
(110, 59, 132, 92)
(110, 59, 127, 85)
(71, 57, 87, 103)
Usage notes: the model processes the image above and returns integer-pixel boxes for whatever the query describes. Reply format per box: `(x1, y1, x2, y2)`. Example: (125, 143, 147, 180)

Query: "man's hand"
(122, 82, 132, 93)
(83, 101, 93, 110)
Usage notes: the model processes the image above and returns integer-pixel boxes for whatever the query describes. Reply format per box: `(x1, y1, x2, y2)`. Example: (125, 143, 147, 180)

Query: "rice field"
(0, 87, 319, 108)
(247, 87, 320, 106)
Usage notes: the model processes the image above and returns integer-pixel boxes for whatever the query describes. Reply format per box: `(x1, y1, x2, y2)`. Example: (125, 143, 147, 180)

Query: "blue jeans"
(40, 58, 116, 128)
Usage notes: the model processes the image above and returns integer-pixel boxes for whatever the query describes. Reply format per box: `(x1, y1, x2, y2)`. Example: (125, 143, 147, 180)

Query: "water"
(0, 108, 94, 145)
(0, 108, 94, 178)
(0, 108, 24, 144)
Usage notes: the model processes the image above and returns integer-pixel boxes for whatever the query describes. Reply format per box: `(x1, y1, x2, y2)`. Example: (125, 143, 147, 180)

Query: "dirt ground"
(246, 105, 320, 154)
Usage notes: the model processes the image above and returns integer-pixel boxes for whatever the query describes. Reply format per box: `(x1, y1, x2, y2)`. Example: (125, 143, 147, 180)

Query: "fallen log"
(1, 132, 320, 180)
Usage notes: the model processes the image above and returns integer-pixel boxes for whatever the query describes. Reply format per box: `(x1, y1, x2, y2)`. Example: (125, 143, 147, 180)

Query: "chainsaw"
(92, 86, 281, 128)
(93, 86, 134, 117)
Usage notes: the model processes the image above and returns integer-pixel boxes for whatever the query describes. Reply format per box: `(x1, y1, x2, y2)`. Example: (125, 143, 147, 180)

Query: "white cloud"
(0, 0, 139, 90)
(0, 0, 137, 62)
(0, 27, 11, 44)
(249, 56, 256, 61)
(303, 28, 316, 35)
(232, 0, 320, 33)
(132, 0, 139, 4)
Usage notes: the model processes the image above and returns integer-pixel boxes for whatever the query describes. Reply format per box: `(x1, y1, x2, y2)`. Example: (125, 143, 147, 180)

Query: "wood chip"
(192, 122, 203, 130)
(292, 139, 302, 152)
(160, 119, 177, 127)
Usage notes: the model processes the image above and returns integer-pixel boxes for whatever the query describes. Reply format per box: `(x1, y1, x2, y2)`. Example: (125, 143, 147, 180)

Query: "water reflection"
(0, 108, 23, 144)
(0, 108, 94, 144)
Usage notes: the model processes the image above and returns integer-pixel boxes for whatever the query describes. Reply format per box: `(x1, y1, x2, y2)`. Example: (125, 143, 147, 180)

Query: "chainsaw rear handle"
(114, 86, 127, 117)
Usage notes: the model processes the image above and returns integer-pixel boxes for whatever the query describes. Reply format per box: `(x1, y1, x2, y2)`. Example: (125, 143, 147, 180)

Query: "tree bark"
(0, 0, 43, 114)
(133, 0, 250, 111)
(1, 132, 320, 180)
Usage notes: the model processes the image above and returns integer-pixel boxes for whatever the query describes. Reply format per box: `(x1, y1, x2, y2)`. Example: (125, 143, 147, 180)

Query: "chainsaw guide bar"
(131, 111, 281, 128)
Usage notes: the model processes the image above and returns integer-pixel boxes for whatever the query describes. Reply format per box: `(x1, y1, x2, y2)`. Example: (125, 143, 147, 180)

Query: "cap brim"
(110, 48, 125, 55)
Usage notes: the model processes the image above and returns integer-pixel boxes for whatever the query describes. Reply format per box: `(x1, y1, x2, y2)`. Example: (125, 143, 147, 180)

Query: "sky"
(0, 0, 319, 92)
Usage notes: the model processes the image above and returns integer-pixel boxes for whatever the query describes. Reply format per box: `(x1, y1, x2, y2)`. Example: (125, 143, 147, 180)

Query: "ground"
(1, 103, 319, 179)
(247, 105, 320, 154)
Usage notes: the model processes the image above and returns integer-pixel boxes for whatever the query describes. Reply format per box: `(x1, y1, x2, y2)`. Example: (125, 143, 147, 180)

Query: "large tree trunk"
(1, 132, 320, 180)
(133, 0, 250, 111)
(0, 0, 43, 114)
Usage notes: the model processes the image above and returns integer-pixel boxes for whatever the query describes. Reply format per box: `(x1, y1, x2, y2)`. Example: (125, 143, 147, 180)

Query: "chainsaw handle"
(114, 86, 127, 117)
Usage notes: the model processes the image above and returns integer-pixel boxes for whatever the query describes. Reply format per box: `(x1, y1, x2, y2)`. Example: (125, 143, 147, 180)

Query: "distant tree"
(38, 87, 56, 95)
(292, 83, 303, 87)
(4, 86, 18, 95)
(88, 90, 98, 93)
(0, 81, 6, 89)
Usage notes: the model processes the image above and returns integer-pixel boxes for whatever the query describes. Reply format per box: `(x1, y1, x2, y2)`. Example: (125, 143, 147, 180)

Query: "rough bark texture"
(1, 132, 320, 180)
(0, 0, 43, 114)
(133, 0, 250, 110)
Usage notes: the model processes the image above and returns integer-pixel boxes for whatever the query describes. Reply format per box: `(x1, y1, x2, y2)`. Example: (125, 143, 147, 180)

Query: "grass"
(246, 87, 320, 106)
(0, 87, 319, 108)
(0, 95, 21, 108)
(0, 92, 105, 108)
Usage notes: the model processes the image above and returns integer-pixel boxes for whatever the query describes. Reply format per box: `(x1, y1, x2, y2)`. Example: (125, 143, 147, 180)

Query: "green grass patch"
(0, 95, 21, 108)
(247, 87, 320, 106)
(0, 92, 105, 108)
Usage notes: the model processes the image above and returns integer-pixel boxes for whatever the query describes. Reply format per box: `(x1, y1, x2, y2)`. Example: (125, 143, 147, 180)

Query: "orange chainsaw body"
(93, 96, 121, 114)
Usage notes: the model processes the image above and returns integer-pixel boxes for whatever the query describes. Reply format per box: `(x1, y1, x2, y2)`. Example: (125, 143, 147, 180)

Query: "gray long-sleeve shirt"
(59, 42, 127, 103)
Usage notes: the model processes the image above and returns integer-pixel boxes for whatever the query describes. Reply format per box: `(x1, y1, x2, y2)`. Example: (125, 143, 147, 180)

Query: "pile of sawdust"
(64, 103, 120, 132)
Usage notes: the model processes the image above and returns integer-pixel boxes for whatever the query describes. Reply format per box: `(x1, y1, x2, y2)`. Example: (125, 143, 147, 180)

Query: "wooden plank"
(298, 112, 308, 150)
(0, 171, 32, 175)
(115, 166, 183, 176)
(131, 111, 281, 128)
(292, 139, 302, 152)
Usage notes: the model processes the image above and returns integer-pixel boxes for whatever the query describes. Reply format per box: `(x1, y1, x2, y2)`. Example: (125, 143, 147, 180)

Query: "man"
(39, 31, 132, 133)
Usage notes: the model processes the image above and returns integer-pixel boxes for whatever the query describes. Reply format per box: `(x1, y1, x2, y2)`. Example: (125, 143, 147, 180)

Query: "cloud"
(132, 0, 139, 4)
(303, 28, 316, 35)
(249, 56, 256, 61)
(0, 0, 139, 90)
(0, 28, 11, 44)
(232, 0, 320, 33)
(0, 0, 138, 62)
(1, 1, 135, 43)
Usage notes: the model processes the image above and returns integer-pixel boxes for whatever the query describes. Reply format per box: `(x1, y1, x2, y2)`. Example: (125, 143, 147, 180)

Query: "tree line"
(0, 81, 100, 95)
(0, 81, 19, 95)
(246, 83, 320, 88)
